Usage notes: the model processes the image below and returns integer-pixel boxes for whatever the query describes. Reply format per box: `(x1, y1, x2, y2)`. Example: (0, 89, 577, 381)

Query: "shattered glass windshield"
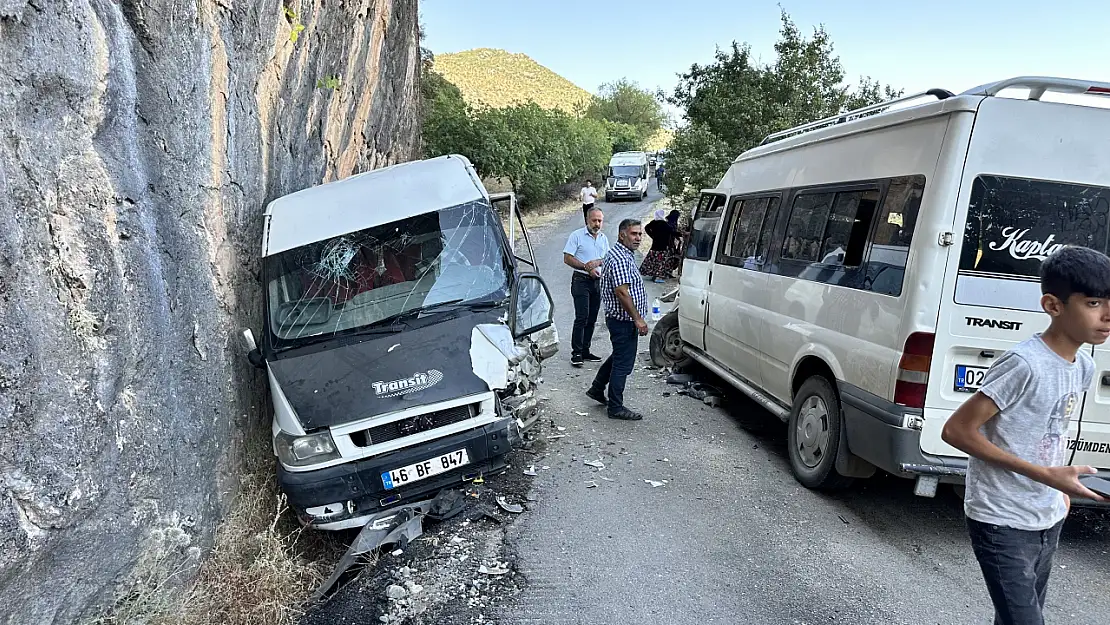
(264, 200, 512, 347)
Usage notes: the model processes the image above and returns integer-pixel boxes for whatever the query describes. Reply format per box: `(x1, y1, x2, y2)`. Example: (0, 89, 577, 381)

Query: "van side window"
(687, 194, 725, 261)
(821, 189, 880, 267)
(721, 197, 771, 266)
(865, 175, 925, 296)
(782, 193, 834, 262)
(956, 175, 1110, 310)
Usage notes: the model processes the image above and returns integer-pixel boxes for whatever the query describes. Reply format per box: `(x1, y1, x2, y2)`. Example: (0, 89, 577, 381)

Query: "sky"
(420, 0, 1110, 122)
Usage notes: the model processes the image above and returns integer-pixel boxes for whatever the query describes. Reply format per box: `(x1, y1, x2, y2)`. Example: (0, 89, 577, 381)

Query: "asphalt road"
(493, 185, 1110, 625)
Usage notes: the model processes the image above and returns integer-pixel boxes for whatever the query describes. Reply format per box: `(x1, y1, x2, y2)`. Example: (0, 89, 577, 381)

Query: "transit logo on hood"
(372, 370, 444, 398)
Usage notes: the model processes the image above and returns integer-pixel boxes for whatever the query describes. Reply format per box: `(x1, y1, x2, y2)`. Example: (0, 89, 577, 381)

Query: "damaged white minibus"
(241, 155, 558, 529)
(653, 76, 1110, 499)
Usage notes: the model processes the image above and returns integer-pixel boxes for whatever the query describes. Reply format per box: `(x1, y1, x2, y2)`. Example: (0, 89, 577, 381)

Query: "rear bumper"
(839, 383, 967, 482)
(278, 418, 515, 529)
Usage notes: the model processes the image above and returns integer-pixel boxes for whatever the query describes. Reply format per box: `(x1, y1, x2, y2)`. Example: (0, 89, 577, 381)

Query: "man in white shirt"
(563, 207, 610, 366)
(580, 179, 598, 220)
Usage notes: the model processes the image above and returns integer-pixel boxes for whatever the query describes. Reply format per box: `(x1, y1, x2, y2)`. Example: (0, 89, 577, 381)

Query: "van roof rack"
(759, 88, 955, 146)
(960, 75, 1110, 100)
(759, 76, 1110, 148)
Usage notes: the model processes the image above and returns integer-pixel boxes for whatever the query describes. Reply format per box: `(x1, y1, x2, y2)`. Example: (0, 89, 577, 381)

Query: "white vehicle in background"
(651, 76, 1110, 500)
(605, 151, 650, 202)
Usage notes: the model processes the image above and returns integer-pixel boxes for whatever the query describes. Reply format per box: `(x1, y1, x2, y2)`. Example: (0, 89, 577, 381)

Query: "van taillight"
(895, 332, 935, 409)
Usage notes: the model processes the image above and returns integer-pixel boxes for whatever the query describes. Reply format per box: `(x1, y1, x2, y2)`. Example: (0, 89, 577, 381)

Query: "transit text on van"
(965, 317, 1024, 331)
(372, 369, 444, 398)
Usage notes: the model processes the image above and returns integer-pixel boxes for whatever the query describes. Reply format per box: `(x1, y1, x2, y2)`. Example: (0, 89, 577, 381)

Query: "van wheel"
(649, 311, 690, 369)
(787, 377, 853, 490)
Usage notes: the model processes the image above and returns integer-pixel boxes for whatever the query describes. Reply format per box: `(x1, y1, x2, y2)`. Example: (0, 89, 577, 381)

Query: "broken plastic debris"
(644, 480, 665, 488)
(601, 476, 615, 482)
(547, 434, 568, 440)
(496, 496, 524, 514)
(470, 476, 485, 484)
(585, 480, 599, 488)
(388, 343, 401, 353)
(391, 548, 403, 556)
(557, 426, 567, 431)
(479, 563, 510, 575)
(666, 373, 696, 385)
(386, 584, 408, 599)
(574, 411, 588, 416)
(584, 458, 606, 470)
(523, 465, 538, 477)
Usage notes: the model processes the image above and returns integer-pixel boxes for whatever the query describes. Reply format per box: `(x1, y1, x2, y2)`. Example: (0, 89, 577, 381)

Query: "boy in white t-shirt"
(580, 180, 598, 219)
(942, 245, 1110, 625)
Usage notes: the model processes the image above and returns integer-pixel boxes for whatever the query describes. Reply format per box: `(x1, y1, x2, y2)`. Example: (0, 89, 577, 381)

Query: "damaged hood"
(268, 311, 509, 430)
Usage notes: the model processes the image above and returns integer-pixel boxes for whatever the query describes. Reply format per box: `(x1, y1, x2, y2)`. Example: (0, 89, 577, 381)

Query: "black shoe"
(585, 387, 607, 405)
(582, 353, 603, 362)
(607, 408, 643, 421)
(571, 354, 584, 367)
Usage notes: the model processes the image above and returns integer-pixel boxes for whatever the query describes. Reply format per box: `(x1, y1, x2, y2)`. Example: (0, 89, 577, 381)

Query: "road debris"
(496, 496, 524, 514)
(585, 480, 599, 488)
(601, 476, 615, 482)
(584, 458, 606, 470)
(557, 426, 567, 431)
(644, 480, 666, 488)
(523, 465, 538, 476)
(666, 373, 696, 385)
(547, 434, 568, 440)
(479, 562, 511, 575)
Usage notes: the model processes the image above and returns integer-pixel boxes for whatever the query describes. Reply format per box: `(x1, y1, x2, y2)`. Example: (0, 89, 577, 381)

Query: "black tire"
(787, 376, 854, 490)
(649, 311, 691, 369)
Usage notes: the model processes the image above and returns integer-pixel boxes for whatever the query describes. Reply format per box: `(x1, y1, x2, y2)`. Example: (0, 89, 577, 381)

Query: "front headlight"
(275, 430, 340, 467)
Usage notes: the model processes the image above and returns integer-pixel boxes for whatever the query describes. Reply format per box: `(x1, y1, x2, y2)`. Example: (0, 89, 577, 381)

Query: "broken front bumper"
(278, 418, 516, 530)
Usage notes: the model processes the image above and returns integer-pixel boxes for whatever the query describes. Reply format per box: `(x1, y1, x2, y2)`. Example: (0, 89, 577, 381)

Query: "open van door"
(490, 192, 538, 269)
(678, 191, 727, 350)
(923, 81, 1110, 471)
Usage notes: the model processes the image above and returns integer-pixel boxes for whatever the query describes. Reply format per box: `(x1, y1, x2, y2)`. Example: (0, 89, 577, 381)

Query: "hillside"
(431, 48, 592, 113)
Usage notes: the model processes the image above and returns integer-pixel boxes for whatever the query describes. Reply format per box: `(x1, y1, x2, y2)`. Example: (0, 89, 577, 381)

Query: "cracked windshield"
(265, 200, 510, 343)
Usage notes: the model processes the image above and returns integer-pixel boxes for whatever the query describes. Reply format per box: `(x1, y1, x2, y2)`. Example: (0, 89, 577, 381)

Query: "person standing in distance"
(586, 219, 649, 420)
(942, 245, 1110, 625)
(580, 179, 598, 220)
(562, 207, 609, 367)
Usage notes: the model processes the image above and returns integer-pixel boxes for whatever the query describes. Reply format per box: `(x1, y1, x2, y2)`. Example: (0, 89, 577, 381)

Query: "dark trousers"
(967, 517, 1064, 625)
(590, 318, 639, 413)
(582, 203, 595, 220)
(570, 274, 601, 358)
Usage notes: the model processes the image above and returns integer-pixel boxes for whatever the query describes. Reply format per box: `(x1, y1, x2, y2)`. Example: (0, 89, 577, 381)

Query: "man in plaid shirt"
(586, 219, 649, 420)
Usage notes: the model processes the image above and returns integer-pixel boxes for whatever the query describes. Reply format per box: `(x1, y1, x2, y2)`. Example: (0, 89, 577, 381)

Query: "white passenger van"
(240, 155, 558, 529)
(605, 151, 650, 202)
(651, 77, 1110, 498)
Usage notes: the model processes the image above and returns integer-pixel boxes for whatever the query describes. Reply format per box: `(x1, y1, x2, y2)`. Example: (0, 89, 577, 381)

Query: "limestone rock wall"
(0, 1, 420, 621)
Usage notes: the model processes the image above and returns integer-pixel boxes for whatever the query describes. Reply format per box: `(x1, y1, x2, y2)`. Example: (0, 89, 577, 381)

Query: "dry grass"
(86, 435, 343, 625)
(431, 48, 593, 113)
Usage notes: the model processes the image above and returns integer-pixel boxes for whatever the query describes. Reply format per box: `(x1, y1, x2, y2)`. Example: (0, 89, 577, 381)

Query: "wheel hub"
(796, 396, 830, 468)
(664, 327, 683, 360)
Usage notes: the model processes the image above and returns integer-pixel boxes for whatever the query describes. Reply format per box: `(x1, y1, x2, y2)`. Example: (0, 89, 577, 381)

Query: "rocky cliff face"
(0, 1, 420, 621)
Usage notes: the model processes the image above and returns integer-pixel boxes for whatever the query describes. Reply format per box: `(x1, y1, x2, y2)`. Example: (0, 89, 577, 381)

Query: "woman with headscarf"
(640, 208, 676, 283)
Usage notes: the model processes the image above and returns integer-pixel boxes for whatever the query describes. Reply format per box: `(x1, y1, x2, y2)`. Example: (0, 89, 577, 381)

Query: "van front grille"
(350, 404, 477, 447)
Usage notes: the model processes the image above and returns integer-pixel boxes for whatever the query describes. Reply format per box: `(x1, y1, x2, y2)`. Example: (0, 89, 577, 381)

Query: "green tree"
(585, 78, 666, 150)
(664, 10, 902, 201)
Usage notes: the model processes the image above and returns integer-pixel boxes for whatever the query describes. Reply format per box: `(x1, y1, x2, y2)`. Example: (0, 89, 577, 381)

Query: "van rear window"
(957, 175, 1110, 310)
(959, 175, 1110, 279)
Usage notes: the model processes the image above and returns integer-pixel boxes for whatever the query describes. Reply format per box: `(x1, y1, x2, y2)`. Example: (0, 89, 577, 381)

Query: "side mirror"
(510, 273, 554, 339)
(240, 328, 266, 370)
(239, 328, 258, 353)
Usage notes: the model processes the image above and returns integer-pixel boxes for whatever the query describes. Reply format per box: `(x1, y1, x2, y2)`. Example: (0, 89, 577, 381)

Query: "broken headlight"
(275, 430, 340, 467)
